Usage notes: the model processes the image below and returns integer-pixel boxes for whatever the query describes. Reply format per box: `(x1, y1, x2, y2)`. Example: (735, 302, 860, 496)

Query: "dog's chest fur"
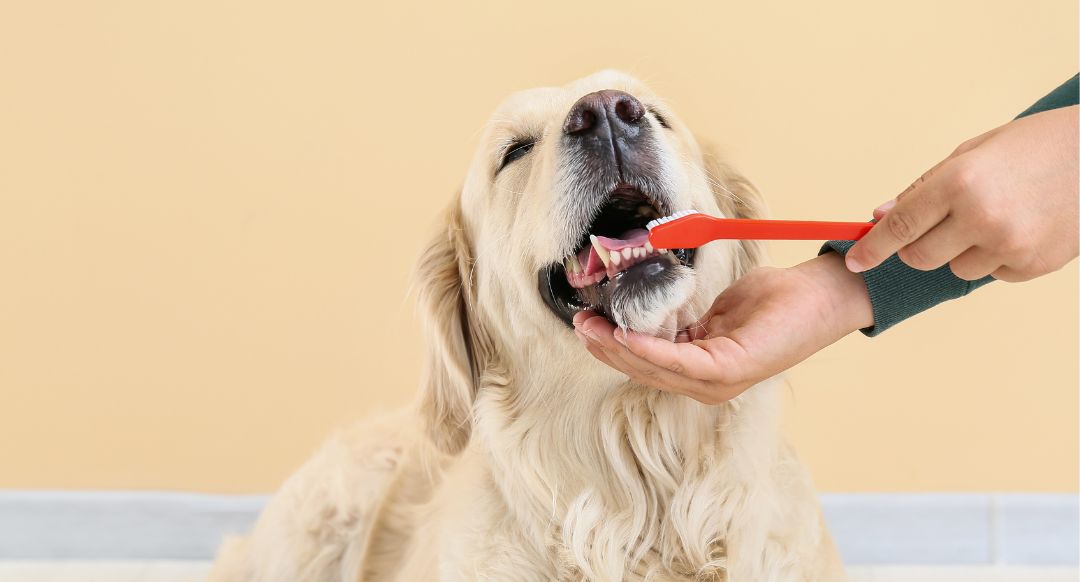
(412, 379, 789, 581)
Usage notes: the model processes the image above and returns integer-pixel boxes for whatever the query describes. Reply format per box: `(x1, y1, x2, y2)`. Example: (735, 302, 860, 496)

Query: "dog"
(208, 70, 845, 581)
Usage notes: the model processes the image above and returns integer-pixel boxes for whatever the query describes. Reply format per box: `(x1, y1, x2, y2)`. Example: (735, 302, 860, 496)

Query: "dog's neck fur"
(466, 357, 785, 580)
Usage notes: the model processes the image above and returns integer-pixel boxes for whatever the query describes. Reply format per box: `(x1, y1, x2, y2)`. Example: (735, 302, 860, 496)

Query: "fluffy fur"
(208, 71, 845, 581)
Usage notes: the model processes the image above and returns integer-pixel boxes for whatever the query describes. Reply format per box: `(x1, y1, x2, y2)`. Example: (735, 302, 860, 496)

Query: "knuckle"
(965, 201, 999, 230)
(666, 362, 686, 375)
(897, 244, 935, 270)
(997, 232, 1028, 256)
(992, 268, 1023, 283)
(1008, 256, 1042, 280)
(1012, 269, 1038, 282)
(947, 159, 981, 196)
(952, 137, 980, 156)
(948, 260, 980, 281)
(885, 210, 919, 242)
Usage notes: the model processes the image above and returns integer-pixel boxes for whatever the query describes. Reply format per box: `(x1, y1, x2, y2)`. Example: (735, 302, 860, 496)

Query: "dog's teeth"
(633, 247, 644, 258)
(659, 248, 668, 254)
(610, 250, 621, 266)
(565, 255, 580, 273)
(589, 235, 611, 268)
(645, 241, 654, 253)
(621, 248, 633, 260)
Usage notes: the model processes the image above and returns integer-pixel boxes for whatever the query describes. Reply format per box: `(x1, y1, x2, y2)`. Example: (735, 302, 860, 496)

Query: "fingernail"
(845, 254, 866, 273)
(582, 329, 601, 344)
(874, 199, 897, 215)
(614, 328, 627, 346)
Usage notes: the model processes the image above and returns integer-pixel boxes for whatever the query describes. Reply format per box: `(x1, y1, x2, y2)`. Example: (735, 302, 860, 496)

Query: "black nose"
(563, 90, 646, 136)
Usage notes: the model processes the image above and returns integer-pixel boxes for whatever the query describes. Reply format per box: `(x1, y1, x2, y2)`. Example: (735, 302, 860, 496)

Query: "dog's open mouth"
(539, 186, 696, 327)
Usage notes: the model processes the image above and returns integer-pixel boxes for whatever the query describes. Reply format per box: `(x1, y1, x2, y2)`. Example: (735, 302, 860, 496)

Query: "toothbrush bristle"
(646, 209, 700, 230)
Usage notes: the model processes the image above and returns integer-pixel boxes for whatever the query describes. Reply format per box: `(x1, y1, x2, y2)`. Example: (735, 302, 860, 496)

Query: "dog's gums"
(564, 230, 666, 288)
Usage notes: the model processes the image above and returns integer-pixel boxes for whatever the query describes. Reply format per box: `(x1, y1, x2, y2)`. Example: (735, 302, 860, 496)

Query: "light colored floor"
(0, 562, 1076, 581)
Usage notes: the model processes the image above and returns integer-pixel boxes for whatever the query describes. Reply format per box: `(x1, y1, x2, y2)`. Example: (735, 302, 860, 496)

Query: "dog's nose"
(563, 90, 646, 136)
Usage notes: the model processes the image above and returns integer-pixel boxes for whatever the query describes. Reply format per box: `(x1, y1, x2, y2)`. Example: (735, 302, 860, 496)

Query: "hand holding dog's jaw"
(573, 252, 873, 404)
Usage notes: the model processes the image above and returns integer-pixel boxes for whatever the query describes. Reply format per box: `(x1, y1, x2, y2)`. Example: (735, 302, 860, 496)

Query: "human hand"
(573, 252, 873, 404)
(847, 105, 1079, 281)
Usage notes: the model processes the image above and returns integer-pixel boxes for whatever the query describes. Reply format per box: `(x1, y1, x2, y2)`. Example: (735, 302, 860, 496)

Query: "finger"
(684, 317, 712, 341)
(577, 319, 705, 382)
(575, 313, 737, 387)
(684, 302, 726, 341)
(580, 322, 748, 403)
(618, 329, 744, 383)
(576, 329, 618, 368)
(897, 154, 952, 200)
(948, 246, 1001, 281)
(605, 337, 744, 403)
(603, 345, 698, 394)
(575, 310, 618, 338)
(873, 199, 897, 220)
(990, 265, 1036, 283)
(577, 325, 702, 394)
(847, 175, 951, 273)
(895, 217, 972, 271)
(572, 309, 604, 328)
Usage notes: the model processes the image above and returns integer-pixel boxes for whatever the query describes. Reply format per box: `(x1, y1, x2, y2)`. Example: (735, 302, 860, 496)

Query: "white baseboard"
(0, 491, 1075, 565)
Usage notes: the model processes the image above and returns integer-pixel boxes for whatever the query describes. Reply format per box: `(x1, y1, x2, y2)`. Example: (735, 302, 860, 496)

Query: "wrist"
(794, 252, 874, 334)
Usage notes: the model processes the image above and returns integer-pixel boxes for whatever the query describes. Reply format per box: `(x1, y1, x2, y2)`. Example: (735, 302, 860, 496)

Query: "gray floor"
(0, 561, 1077, 581)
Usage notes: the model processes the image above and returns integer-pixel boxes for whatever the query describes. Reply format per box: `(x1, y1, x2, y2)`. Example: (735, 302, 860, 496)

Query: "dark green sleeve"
(822, 74, 1079, 336)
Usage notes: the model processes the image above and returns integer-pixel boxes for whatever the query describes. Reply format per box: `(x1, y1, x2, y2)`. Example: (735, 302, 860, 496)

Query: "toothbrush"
(646, 210, 873, 250)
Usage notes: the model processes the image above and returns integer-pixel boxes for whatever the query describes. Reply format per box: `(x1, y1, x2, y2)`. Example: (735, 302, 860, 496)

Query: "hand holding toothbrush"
(847, 105, 1078, 281)
(575, 104, 1078, 402)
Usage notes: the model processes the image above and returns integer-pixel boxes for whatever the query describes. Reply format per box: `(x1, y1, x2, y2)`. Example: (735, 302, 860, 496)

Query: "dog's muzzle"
(539, 90, 695, 328)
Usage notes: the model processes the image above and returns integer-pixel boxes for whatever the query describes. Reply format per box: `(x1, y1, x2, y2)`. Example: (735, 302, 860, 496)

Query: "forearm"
(820, 240, 989, 336)
(794, 252, 874, 335)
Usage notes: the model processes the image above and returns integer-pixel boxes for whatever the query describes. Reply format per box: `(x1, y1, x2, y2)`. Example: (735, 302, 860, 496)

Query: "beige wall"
(1, 1, 1076, 493)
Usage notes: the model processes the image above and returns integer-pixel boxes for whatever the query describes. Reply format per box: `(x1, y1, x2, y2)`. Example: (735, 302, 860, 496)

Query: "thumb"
(683, 310, 719, 342)
(872, 199, 896, 220)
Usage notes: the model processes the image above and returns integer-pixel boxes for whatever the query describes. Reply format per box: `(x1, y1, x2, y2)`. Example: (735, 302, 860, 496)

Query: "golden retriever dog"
(209, 70, 844, 581)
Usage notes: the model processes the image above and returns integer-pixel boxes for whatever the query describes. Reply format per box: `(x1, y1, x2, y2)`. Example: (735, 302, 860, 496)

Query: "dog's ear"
(700, 148, 768, 278)
(413, 200, 487, 455)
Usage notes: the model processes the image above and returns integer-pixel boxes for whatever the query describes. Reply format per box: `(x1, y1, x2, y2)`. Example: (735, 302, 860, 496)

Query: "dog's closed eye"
(498, 139, 536, 172)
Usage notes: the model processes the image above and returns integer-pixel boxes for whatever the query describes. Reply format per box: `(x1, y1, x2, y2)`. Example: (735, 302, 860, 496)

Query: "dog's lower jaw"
(609, 266, 696, 339)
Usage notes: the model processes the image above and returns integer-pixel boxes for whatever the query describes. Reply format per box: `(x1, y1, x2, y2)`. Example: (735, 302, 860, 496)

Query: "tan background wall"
(1, 1, 1076, 493)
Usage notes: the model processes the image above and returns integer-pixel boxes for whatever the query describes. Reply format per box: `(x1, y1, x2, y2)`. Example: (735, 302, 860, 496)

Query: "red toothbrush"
(647, 210, 873, 250)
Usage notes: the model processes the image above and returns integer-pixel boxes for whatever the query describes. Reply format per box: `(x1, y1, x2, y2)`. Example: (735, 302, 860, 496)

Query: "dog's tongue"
(595, 229, 649, 250)
(577, 228, 650, 277)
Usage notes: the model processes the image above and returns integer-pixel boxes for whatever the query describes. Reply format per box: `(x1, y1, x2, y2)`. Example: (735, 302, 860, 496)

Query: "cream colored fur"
(208, 71, 845, 582)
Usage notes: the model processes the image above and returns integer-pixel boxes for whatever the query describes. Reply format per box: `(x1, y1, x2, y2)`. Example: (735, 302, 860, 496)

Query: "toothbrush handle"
(707, 218, 874, 241)
(649, 215, 874, 249)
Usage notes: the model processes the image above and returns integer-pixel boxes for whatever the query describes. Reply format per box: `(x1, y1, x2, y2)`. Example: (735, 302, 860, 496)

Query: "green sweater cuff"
(1016, 74, 1078, 119)
(819, 241, 992, 336)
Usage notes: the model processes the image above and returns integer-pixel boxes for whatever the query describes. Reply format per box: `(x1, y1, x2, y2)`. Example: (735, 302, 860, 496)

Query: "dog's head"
(415, 71, 765, 452)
